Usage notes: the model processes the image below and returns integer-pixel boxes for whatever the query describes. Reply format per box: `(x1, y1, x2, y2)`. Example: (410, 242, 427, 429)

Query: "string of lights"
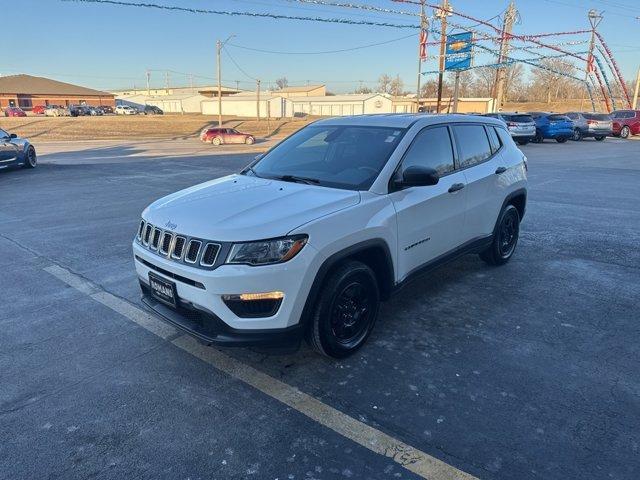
(61, 0, 418, 28)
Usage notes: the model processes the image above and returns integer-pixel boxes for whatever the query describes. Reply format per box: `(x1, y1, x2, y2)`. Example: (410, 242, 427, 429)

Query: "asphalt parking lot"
(1, 137, 639, 480)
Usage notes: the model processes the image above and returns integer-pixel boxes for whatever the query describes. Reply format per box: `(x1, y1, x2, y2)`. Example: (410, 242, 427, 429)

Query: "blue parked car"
(530, 113, 574, 143)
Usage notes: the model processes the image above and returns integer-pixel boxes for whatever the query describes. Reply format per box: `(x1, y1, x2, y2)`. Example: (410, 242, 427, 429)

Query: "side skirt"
(392, 235, 493, 296)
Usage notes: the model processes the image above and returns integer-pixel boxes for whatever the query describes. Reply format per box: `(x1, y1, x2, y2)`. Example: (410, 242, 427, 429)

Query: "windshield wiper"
(273, 174, 320, 185)
(242, 166, 261, 178)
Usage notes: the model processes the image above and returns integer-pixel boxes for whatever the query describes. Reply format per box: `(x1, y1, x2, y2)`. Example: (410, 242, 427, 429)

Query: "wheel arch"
(299, 239, 395, 331)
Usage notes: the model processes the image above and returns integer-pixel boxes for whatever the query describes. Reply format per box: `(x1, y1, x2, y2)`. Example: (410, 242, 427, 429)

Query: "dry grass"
(0, 114, 311, 141)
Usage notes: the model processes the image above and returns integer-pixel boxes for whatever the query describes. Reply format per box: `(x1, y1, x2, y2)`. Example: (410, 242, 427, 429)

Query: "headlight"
(227, 235, 308, 266)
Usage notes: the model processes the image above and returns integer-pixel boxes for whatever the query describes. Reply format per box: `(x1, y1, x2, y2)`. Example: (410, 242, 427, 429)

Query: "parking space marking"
(44, 264, 476, 480)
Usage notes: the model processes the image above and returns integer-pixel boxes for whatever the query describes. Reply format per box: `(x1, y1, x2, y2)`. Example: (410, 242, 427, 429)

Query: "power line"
(222, 47, 258, 81)
(226, 33, 416, 55)
(61, 0, 419, 28)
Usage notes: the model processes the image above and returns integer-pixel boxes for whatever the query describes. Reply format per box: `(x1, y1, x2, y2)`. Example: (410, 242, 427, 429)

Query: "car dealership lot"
(1, 138, 639, 479)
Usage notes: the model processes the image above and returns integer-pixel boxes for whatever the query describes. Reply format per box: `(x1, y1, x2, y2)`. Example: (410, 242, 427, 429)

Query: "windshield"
(583, 113, 610, 120)
(505, 114, 533, 123)
(249, 125, 406, 190)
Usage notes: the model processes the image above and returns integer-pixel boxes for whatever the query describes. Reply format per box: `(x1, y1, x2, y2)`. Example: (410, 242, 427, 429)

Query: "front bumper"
(139, 281, 303, 347)
(133, 239, 321, 343)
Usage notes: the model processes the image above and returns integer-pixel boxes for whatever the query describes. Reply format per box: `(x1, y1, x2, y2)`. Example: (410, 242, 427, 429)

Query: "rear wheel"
(556, 136, 568, 143)
(23, 146, 37, 168)
(480, 205, 520, 266)
(211, 136, 222, 146)
(572, 129, 583, 141)
(620, 126, 630, 139)
(517, 139, 529, 146)
(309, 260, 379, 359)
(594, 135, 606, 141)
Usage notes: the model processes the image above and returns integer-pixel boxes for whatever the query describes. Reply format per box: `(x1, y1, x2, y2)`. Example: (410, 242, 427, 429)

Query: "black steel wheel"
(480, 205, 520, 266)
(309, 260, 379, 358)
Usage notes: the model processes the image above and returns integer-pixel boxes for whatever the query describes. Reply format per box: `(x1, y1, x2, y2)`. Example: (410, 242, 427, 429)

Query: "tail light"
(507, 122, 517, 127)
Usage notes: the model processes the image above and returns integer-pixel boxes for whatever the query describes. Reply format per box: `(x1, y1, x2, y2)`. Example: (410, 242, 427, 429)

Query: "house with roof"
(0, 74, 115, 110)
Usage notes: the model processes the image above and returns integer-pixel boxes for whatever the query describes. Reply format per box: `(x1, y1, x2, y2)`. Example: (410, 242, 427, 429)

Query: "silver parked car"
(564, 112, 612, 141)
(483, 112, 536, 145)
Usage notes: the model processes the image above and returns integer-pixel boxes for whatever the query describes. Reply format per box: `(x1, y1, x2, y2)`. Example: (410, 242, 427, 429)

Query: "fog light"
(222, 292, 284, 318)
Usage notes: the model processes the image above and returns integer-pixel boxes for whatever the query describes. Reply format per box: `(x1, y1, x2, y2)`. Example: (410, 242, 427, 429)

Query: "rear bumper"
(140, 281, 304, 347)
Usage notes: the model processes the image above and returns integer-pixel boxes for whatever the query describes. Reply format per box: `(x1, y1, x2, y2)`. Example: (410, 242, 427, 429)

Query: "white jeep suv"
(133, 115, 527, 358)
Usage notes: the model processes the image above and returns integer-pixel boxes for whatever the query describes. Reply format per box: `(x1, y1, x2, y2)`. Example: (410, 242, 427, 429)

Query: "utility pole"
(189, 74, 194, 91)
(165, 71, 170, 94)
(146, 69, 150, 96)
(633, 65, 640, 110)
(256, 79, 261, 123)
(452, 71, 461, 113)
(216, 35, 236, 128)
(580, 9, 603, 111)
(493, 1, 517, 112)
(435, 0, 451, 113)
(415, 0, 428, 113)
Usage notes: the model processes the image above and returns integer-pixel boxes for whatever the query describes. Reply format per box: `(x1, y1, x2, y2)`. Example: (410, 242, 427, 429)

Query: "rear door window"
(453, 125, 493, 169)
(486, 126, 502, 153)
(495, 127, 513, 147)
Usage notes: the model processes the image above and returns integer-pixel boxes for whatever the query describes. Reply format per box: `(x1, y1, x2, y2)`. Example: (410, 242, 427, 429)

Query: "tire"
(245, 136, 255, 145)
(212, 136, 222, 146)
(309, 260, 380, 359)
(572, 129, 583, 141)
(533, 131, 544, 143)
(23, 146, 37, 169)
(594, 135, 606, 141)
(480, 204, 520, 266)
(620, 126, 630, 139)
(556, 136, 568, 143)
(517, 139, 529, 146)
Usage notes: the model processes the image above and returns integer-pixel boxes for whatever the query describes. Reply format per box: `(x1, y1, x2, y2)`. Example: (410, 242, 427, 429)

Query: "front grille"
(143, 224, 153, 245)
(200, 243, 220, 267)
(171, 236, 186, 260)
(159, 232, 173, 255)
(185, 240, 202, 264)
(151, 228, 162, 250)
(136, 221, 221, 270)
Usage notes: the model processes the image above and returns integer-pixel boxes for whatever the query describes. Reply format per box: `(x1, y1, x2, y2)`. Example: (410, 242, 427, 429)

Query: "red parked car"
(4, 107, 27, 117)
(611, 110, 640, 138)
(200, 127, 255, 145)
(32, 105, 46, 115)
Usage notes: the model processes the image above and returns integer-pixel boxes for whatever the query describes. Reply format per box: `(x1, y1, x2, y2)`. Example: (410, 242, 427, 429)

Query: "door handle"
(495, 166, 507, 174)
(448, 183, 465, 193)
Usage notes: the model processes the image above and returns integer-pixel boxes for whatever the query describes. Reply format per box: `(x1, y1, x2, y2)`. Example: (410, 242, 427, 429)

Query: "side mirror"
(9, 133, 17, 139)
(394, 166, 439, 189)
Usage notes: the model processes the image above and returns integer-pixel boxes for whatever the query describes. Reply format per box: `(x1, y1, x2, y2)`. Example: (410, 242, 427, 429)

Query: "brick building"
(0, 74, 115, 110)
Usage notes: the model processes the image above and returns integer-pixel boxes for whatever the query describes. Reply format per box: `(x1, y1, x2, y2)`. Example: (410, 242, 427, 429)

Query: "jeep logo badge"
(164, 221, 177, 230)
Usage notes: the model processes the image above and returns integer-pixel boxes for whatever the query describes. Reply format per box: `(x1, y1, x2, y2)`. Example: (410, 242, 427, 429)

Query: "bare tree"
(377, 74, 393, 94)
(275, 77, 289, 90)
(354, 85, 373, 94)
(529, 59, 579, 103)
(390, 75, 404, 96)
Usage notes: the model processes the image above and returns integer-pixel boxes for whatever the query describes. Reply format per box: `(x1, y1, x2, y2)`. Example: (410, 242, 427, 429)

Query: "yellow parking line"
(45, 264, 477, 480)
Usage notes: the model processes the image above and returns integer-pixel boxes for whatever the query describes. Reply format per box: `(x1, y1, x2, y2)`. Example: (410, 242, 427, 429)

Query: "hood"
(143, 174, 360, 241)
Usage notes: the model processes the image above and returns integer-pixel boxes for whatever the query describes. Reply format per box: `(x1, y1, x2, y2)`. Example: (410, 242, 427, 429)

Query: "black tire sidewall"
(312, 261, 379, 359)
(25, 146, 37, 168)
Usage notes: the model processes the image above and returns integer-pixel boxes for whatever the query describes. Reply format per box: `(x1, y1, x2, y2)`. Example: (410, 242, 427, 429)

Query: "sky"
(5, 0, 640, 94)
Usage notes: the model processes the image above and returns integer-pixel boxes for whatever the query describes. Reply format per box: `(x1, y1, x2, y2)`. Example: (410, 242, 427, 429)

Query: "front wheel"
(309, 260, 379, 359)
(211, 136, 222, 146)
(517, 139, 529, 146)
(23, 146, 37, 168)
(620, 126, 630, 139)
(572, 129, 583, 141)
(533, 131, 544, 143)
(245, 136, 255, 145)
(480, 205, 520, 266)
(594, 135, 606, 141)
(556, 136, 568, 143)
